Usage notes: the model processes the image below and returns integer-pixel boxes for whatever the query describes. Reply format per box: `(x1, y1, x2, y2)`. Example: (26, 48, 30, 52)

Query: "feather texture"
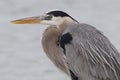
(62, 23, 120, 80)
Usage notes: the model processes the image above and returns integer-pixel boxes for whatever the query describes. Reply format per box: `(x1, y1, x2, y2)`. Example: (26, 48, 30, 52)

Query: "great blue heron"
(11, 10, 120, 80)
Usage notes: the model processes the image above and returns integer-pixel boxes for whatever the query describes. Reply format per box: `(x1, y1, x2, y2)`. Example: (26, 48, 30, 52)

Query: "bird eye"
(45, 15, 53, 20)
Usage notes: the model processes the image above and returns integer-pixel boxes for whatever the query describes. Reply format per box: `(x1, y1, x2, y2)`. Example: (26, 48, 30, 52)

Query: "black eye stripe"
(47, 11, 69, 17)
(46, 10, 79, 23)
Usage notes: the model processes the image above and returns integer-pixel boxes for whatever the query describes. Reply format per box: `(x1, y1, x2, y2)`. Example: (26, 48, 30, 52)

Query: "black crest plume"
(47, 10, 79, 23)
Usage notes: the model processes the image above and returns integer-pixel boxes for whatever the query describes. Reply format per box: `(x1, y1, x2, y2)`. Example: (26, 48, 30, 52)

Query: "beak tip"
(11, 20, 16, 24)
(10, 18, 41, 24)
(10, 20, 21, 24)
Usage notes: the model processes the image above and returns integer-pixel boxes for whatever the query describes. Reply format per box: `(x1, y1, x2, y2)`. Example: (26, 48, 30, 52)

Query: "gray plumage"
(42, 26, 69, 74)
(63, 23, 120, 80)
(11, 10, 120, 80)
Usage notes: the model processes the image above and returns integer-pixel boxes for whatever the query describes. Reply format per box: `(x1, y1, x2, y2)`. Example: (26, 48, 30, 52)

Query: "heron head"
(11, 10, 78, 26)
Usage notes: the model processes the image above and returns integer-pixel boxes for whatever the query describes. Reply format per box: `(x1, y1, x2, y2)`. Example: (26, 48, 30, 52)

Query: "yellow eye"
(45, 15, 53, 20)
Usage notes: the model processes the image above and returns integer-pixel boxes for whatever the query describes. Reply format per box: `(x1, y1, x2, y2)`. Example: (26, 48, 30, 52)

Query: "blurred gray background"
(0, 0, 120, 80)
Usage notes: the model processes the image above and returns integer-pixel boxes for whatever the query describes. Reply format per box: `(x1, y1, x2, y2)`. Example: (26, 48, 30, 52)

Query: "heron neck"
(41, 28, 67, 72)
(42, 27, 61, 60)
(59, 17, 75, 33)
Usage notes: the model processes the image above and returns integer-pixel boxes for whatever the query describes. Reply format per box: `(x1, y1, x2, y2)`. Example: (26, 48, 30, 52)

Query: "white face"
(40, 15, 64, 26)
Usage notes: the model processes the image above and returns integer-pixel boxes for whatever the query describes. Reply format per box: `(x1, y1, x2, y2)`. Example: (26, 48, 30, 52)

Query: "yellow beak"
(11, 16, 42, 24)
